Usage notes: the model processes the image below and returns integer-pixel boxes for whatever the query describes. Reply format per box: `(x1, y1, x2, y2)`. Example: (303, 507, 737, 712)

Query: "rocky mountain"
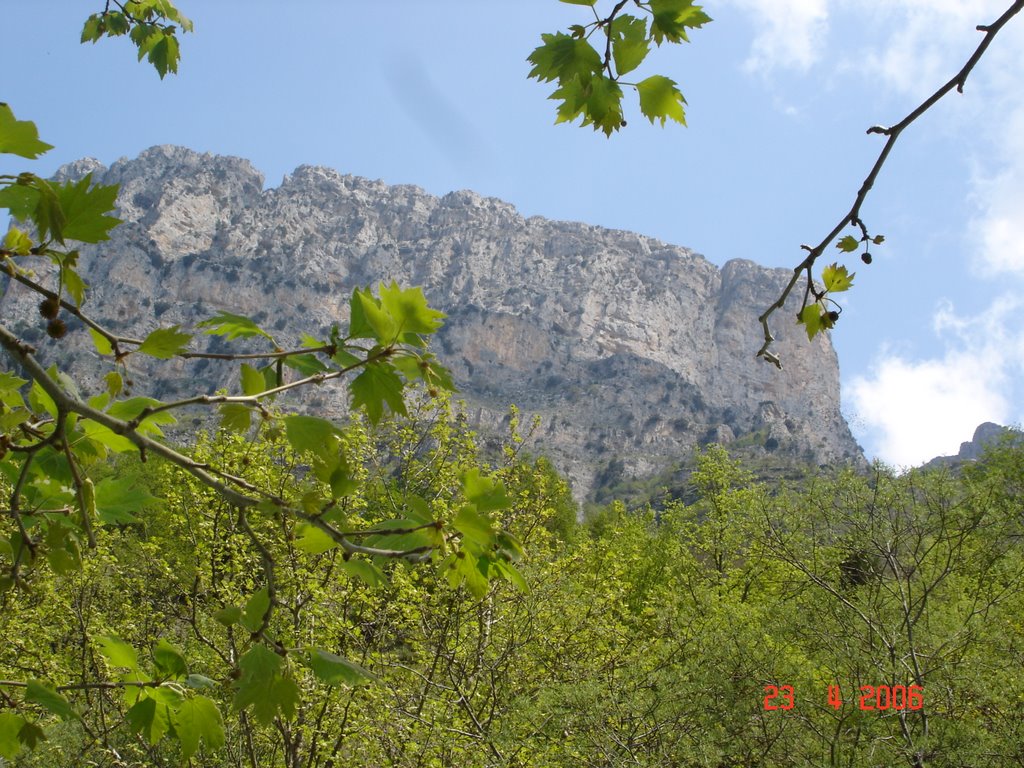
(922, 422, 1019, 471)
(1, 146, 864, 499)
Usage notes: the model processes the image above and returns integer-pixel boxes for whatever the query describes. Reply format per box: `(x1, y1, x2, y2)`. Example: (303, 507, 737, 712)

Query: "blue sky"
(5, 0, 1023, 465)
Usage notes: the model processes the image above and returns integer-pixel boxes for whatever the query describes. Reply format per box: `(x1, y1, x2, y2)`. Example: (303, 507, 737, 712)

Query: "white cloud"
(849, 297, 1024, 466)
(853, 0, 1007, 95)
(969, 104, 1024, 275)
(730, 0, 830, 72)
(730, 0, 1016, 88)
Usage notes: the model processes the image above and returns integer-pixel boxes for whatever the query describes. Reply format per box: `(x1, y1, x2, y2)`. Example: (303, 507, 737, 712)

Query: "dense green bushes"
(2, 406, 1022, 766)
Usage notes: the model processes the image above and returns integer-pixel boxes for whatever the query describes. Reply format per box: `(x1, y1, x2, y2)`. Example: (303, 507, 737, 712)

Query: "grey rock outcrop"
(923, 422, 1019, 470)
(2, 146, 864, 499)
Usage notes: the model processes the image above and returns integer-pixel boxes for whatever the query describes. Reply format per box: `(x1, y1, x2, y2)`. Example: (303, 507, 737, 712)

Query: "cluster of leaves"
(0, 399, 553, 765)
(4, 435, 1023, 766)
(81, 0, 194, 78)
(795, 229, 885, 341)
(0, 4, 533, 760)
(528, 0, 711, 135)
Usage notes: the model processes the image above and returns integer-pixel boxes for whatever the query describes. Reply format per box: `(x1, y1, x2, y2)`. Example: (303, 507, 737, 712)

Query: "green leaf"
(559, 0, 597, 4)
(152, 639, 187, 678)
(449, 550, 490, 599)
(3, 226, 33, 255)
(611, 16, 650, 76)
(89, 328, 113, 355)
(649, 0, 712, 45)
(836, 234, 860, 252)
(107, 397, 177, 437)
(198, 311, 274, 342)
(126, 695, 170, 745)
(239, 363, 266, 396)
(378, 281, 445, 337)
(284, 415, 339, 461)
(62, 267, 87, 306)
(233, 645, 297, 726)
(872, 234, 886, 245)
(144, 32, 181, 78)
(219, 403, 252, 432)
(240, 586, 270, 634)
(16, 720, 45, 751)
(81, 14, 104, 43)
(53, 174, 121, 243)
(294, 523, 338, 555)
(355, 290, 398, 342)
(0, 713, 26, 760)
(821, 263, 855, 293)
(103, 371, 123, 398)
(0, 186, 41, 221)
(172, 695, 224, 761)
(350, 363, 407, 425)
(340, 558, 388, 588)
(0, 104, 53, 159)
(462, 468, 512, 512)
(308, 649, 377, 687)
(281, 352, 329, 377)
(81, 421, 135, 453)
(26, 680, 76, 721)
(453, 505, 495, 548)
(214, 605, 242, 627)
(636, 75, 687, 126)
(496, 531, 525, 563)
(528, 33, 602, 85)
(581, 75, 626, 136)
(103, 11, 130, 36)
(798, 304, 824, 341)
(94, 476, 162, 525)
(492, 559, 529, 593)
(137, 326, 191, 358)
(97, 634, 140, 670)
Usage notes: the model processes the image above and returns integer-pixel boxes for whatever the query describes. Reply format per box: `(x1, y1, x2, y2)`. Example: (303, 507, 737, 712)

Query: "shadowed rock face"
(1, 146, 864, 499)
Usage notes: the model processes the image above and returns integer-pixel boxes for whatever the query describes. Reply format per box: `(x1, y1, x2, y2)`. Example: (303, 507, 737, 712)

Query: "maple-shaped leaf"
(798, 304, 824, 340)
(126, 695, 170, 745)
(53, 174, 121, 243)
(0, 713, 26, 761)
(198, 311, 274, 341)
(307, 649, 377, 687)
(0, 185, 41, 221)
(137, 326, 191, 358)
(378, 281, 445, 336)
(171, 695, 224, 761)
(581, 75, 625, 136)
(232, 646, 299, 725)
(821, 263, 855, 293)
(527, 33, 602, 84)
(610, 15, 650, 76)
(350, 363, 407, 425)
(649, 0, 712, 45)
(0, 104, 53, 159)
(637, 75, 687, 126)
(836, 235, 859, 252)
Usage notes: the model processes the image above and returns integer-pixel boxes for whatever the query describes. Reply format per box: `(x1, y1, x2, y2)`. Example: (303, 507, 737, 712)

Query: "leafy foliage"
(528, 1, 710, 135)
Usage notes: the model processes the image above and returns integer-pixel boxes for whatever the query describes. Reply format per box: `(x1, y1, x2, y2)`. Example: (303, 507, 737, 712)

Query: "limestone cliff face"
(2, 146, 863, 498)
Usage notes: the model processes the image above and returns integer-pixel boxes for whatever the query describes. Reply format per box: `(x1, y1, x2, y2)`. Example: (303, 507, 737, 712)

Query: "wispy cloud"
(969, 103, 1024, 276)
(849, 298, 1024, 466)
(729, 0, 830, 72)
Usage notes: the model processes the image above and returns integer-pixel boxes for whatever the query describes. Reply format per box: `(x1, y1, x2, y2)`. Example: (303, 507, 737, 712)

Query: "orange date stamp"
(763, 684, 924, 711)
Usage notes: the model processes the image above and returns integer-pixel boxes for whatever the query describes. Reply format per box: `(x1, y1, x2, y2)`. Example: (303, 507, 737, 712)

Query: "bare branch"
(758, 0, 1024, 366)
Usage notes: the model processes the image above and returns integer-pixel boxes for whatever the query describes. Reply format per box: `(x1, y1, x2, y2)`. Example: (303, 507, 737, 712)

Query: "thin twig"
(757, 0, 1024, 368)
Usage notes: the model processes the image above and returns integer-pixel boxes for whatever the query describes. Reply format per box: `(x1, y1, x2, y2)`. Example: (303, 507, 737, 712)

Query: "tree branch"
(757, 0, 1024, 367)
